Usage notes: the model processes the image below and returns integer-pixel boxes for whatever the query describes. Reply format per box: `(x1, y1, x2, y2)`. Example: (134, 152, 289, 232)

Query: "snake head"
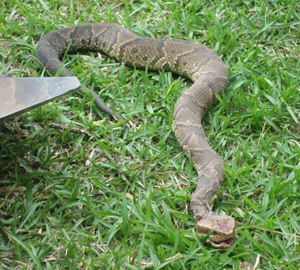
(195, 212, 235, 248)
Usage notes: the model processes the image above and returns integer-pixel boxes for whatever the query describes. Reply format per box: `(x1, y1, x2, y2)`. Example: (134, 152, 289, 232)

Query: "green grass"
(1, 0, 300, 269)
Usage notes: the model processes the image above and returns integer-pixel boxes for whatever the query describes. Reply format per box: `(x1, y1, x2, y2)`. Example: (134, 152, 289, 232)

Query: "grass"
(0, 0, 300, 269)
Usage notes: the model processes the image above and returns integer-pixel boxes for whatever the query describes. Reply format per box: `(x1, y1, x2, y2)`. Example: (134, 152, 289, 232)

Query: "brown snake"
(36, 23, 235, 248)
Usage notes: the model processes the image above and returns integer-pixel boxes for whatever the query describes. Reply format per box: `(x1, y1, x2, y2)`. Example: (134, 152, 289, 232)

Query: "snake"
(36, 23, 235, 248)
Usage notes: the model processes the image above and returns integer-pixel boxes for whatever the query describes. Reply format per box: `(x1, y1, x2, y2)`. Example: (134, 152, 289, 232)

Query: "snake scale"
(36, 23, 235, 248)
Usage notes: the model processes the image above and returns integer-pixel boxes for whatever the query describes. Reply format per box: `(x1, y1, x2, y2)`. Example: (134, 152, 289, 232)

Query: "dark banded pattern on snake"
(36, 23, 235, 248)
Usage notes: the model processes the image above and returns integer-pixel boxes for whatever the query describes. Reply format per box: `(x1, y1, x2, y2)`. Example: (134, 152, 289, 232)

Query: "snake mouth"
(206, 233, 235, 248)
(208, 239, 234, 248)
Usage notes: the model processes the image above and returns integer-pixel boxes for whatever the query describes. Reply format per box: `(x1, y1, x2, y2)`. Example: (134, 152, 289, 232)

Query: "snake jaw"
(195, 213, 235, 248)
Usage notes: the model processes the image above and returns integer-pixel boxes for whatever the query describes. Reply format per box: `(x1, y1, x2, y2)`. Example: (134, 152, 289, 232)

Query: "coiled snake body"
(36, 23, 235, 248)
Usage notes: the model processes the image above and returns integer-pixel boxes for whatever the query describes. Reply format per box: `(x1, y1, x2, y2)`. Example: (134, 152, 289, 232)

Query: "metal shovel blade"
(0, 77, 81, 120)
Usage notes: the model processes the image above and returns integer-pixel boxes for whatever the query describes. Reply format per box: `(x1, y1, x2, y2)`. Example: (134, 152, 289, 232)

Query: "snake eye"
(195, 214, 203, 222)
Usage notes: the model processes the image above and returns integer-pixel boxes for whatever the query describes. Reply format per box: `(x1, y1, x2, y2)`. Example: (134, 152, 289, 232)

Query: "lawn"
(0, 0, 300, 269)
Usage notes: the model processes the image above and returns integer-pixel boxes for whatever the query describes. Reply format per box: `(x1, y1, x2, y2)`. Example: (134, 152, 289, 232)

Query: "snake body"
(36, 23, 235, 248)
